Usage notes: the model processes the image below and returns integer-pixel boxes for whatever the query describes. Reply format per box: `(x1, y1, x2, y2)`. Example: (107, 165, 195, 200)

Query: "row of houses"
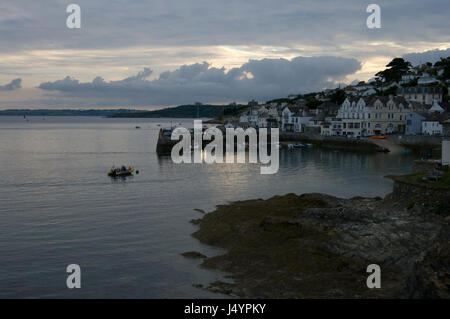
(343, 81, 445, 105)
(405, 100, 449, 136)
(343, 60, 448, 105)
(322, 97, 448, 137)
(328, 97, 449, 137)
(237, 96, 449, 138)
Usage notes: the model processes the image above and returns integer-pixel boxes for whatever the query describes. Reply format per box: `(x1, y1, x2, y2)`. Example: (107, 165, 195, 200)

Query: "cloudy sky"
(1, 0, 450, 109)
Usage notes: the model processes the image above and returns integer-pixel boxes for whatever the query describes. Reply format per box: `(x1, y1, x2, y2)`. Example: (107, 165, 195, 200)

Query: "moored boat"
(108, 166, 135, 177)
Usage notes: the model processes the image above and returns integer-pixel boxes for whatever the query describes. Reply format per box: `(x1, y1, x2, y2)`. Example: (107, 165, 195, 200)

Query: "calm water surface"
(0, 116, 417, 298)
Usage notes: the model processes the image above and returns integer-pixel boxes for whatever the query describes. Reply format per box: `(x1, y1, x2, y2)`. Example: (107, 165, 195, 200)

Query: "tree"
(329, 89, 347, 105)
(375, 58, 412, 83)
(381, 85, 399, 96)
(437, 57, 450, 81)
(306, 98, 322, 109)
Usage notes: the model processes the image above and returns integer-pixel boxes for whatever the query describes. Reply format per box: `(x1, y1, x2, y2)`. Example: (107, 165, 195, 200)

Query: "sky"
(1, 0, 450, 109)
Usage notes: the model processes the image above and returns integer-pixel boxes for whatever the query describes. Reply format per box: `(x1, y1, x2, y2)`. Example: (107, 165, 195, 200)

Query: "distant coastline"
(108, 104, 246, 118)
(0, 104, 247, 119)
(0, 109, 139, 117)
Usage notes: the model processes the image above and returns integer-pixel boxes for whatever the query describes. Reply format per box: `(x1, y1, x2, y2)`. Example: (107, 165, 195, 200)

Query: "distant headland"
(0, 103, 247, 119)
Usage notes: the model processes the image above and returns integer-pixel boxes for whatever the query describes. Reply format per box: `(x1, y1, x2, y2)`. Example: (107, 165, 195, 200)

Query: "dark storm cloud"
(37, 56, 361, 106)
(0, 78, 22, 91)
(1, 0, 449, 52)
(3, 0, 450, 108)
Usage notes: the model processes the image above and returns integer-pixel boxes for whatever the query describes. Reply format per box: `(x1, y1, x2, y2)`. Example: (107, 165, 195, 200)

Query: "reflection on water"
(0, 116, 417, 298)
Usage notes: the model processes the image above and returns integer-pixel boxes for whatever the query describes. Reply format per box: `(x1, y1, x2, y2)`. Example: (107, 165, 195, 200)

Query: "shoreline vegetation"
(0, 104, 246, 118)
(185, 174, 450, 298)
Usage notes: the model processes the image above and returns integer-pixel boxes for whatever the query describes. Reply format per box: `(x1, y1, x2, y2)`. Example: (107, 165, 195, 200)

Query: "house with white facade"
(281, 106, 314, 133)
(422, 100, 449, 136)
(422, 115, 445, 135)
(294, 110, 314, 133)
(337, 97, 373, 137)
(281, 106, 296, 132)
(335, 95, 416, 136)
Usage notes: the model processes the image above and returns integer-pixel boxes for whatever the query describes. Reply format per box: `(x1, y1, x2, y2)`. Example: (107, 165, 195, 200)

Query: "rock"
(190, 219, 202, 225)
(191, 192, 449, 298)
(181, 251, 207, 259)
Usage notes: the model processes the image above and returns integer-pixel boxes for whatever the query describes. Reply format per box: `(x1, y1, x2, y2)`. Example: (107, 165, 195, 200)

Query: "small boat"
(135, 126, 141, 129)
(293, 142, 304, 149)
(376, 147, 390, 153)
(305, 143, 313, 148)
(370, 135, 387, 140)
(108, 166, 135, 177)
(401, 149, 412, 154)
(287, 144, 294, 150)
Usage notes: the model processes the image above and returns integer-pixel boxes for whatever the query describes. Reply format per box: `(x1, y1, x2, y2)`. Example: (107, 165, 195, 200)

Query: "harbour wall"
(279, 133, 381, 152)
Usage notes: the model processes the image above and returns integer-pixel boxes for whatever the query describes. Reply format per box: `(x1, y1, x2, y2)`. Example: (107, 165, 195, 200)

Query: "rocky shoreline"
(185, 189, 450, 298)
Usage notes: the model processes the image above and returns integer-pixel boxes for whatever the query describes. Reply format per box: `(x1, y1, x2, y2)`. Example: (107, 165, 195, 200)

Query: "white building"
(422, 117, 443, 135)
(337, 97, 372, 137)
(281, 106, 296, 132)
(321, 118, 343, 136)
(422, 102, 448, 135)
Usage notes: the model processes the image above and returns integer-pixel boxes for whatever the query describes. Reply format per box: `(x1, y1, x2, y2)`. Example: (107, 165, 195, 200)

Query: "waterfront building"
(337, 97, 372, 137)
(281, 106, 297, 132)
(321, 118, 342, 136)
(370, 96, 410, 135)
(422, 112, 449, 136)
(405, 112, 426, 135)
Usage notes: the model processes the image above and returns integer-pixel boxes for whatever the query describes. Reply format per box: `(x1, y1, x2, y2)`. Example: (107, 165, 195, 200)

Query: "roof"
(369, 96, 389, 105)
(429, 100, 445, 113)
(392, 96, 409, 106)
(423, 112, 449, 122)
